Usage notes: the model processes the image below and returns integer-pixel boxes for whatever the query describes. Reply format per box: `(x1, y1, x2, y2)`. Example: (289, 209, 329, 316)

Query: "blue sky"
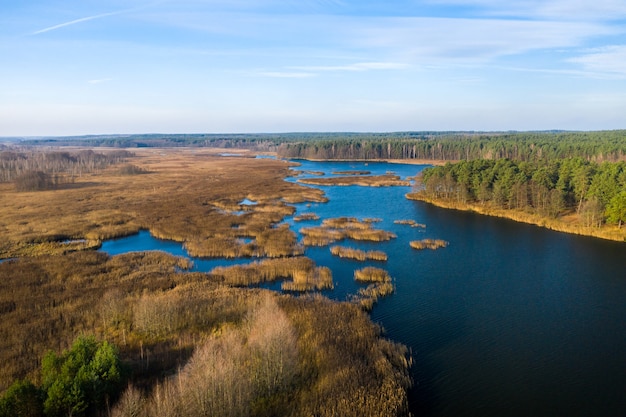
(2, 0, 626, 136)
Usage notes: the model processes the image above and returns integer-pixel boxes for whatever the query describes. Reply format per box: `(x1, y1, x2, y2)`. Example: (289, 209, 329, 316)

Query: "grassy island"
(410, 239, 449, 250)
(330, 245, 388, 261)
(298, 174, 410, 187)
(352, 267, 395, 310)
(394, 219, 427, 228)
(301, 217, 396, 246)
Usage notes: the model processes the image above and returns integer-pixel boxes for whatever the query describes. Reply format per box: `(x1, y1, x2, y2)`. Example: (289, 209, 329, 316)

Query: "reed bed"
(354, 266, 392, 283)
(293, 212, 320, 222)
(331, 170, 371, 175)
(322, 217, 371, 229)
(409, 239, 449, 250)
(281, 266, 333, 291)
(300, 217, 396, 247)
(352, 267, 394, 310)
(330, 246, 388, 261)
(298, 174, 410, 187)
(354, 282, 395, 311)
(211, 257, 333, 290)
(394, 219, 427, 228)
(184, 224, 304, 258)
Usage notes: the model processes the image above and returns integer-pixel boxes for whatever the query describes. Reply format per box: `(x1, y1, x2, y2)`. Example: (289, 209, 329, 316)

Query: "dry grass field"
(0, 148, 412, 416)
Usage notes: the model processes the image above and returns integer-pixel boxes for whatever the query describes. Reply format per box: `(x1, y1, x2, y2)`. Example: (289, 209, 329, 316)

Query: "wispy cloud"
(425, 0, 626, 20)
(88, 78, 115, 84)
(569, 45, 626, 78)
(253, 71, 316, 78)
(30, 2, 167, 36)
(290, 62, 409, 72)
(31, 10, 125, 35)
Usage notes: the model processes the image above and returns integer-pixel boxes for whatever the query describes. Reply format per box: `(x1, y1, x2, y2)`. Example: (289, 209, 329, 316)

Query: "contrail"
(30, 1, 169, 36)
(31, 10, 124, 35)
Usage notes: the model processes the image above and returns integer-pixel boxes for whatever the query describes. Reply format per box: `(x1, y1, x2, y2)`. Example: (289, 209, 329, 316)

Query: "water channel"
(101, 159, 626, 417)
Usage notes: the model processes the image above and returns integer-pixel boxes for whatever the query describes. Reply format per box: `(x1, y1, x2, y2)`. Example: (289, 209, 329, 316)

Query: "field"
(0, 148, 412, 416)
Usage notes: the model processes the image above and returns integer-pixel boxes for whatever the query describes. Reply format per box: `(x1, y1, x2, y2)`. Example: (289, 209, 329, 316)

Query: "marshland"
(2, 138, 626, 417)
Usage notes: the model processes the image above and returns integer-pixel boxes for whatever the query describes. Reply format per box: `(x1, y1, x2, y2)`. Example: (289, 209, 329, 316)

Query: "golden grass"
(409, 239, 449, 250)
(330, 245, 388, 261)
(331, 170, 371, 175)
(210, 256, 333, 290)
(0, 147, 412, 416)
(407, 192, 626, 243)
(298, 174, 410, 187)
(294, 212, 320, 222)
(354, 266, 392, 283)
(300, 217, 396, 247)
(352, 267, 394, 311)
(0, 148, 327, 258)
(394, 219, 426, 228)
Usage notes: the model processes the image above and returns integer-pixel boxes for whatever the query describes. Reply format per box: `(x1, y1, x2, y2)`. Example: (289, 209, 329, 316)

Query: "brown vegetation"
(394, 219, 427, 228)
(330, 245, 388, 261)
(354, 266, 392, 283)
(409, 239, 449, 250)
(352, 267, 394, 311)
(0, 251, 409, 416)
(300, 217, 396, 246)
(331, 170, 371, 175)
(293, 212, 320, 222)
(0, 148, 413, 416)
(298, 174, 410, 187)
(211, 256, 333, 291)
(0, 148, 326, 258)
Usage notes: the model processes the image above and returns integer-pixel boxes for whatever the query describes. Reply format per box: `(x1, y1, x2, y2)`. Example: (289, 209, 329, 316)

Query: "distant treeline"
(276, 131, 626, 163)
(416, 158, 626, 227)
(17, 130, 626, 163)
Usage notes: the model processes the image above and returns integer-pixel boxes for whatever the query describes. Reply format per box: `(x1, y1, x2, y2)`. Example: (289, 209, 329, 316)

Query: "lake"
(101, 159, 626, 417)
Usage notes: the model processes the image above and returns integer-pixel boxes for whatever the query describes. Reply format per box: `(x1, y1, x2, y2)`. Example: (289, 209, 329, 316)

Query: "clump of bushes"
(14, 170, 55, 191)
(117, 164, 149, 175)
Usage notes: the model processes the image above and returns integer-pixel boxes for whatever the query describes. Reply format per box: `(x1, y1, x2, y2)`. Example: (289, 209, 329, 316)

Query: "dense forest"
(413, 158, 626, 228)
(275, 131, 626, 163)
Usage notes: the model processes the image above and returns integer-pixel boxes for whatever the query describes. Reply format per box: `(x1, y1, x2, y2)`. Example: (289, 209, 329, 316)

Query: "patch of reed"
(330, 246, 388, 261)
(300, 217, 396, 247)
(354, 266, 392, 283)
(293, 212, 320, 222)
(211, 256, 333, 291)
(331, 170, 371, 175)
(298, 174, 410, 187)
(394, 219, 426, 228)
(409, 239, 449, 250)
(353, 282, 395, 311)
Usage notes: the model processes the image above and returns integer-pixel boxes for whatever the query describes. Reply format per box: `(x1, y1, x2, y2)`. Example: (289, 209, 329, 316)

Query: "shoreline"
(280, 156, 449, 166)
(406, 193, 626, 243)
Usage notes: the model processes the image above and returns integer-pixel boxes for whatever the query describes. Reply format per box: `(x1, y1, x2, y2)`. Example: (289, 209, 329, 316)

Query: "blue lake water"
(100, 159, 626, 417)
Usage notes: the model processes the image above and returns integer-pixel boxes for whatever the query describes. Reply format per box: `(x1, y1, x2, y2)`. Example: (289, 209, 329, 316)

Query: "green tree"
(0, 380, 44, 417)
(605, 191, 626, 228)
(41, 336, 125, 417)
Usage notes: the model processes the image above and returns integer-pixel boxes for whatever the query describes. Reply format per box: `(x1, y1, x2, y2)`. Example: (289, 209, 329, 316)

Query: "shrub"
(14, 170, 54, 191)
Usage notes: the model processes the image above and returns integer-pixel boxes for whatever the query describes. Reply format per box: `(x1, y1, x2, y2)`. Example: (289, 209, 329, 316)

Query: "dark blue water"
(101, 159, 626, 417)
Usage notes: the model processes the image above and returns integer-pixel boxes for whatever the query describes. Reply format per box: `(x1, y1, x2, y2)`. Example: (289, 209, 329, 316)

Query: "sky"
(2, 0, 626, 136)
